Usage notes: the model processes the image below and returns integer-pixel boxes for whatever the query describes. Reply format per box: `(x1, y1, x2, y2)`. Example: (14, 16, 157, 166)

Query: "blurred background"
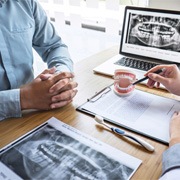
(34, 0, 180, 75)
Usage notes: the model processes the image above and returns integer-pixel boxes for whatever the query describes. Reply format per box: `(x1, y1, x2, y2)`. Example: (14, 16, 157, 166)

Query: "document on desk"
(77, 85, 180, 144)
(0, 117, 141, 180)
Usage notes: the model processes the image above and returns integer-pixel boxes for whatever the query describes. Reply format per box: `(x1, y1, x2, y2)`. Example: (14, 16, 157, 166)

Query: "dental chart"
(0, 117, 141, 180)
(77, 85, 180, 144)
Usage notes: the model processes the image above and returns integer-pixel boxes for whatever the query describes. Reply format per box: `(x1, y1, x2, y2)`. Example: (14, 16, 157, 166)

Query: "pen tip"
(128, 84, 134, 87)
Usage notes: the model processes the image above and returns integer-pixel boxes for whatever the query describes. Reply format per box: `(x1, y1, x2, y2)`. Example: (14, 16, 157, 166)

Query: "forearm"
(0, 89, 22, 121)
(45, 42, 74, 73)
(32, 0, 73, 73)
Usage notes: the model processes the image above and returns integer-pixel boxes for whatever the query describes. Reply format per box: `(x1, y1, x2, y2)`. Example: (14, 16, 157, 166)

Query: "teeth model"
(114, 69, 136, 96)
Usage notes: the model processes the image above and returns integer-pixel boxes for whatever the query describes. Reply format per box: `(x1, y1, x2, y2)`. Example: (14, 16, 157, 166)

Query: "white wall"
(148, 0, 180, 10)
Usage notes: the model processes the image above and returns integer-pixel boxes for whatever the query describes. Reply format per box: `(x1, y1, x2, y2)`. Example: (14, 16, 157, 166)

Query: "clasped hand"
(20, 67, 78, 110)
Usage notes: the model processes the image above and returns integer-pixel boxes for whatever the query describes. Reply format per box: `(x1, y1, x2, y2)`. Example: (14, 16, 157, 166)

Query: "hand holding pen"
(132, 68, 165, 86)
(144, 64, 180, 96)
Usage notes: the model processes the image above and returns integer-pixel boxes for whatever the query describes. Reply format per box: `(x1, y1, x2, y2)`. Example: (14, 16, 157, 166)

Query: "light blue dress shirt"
(0, 0, 73, 121)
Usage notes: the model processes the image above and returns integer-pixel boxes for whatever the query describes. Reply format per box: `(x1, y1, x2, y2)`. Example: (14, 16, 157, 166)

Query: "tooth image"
(0, 125, 134, 180)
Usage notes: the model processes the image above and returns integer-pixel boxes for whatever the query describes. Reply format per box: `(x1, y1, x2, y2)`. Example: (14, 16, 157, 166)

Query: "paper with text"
(81, 85, 180, 143)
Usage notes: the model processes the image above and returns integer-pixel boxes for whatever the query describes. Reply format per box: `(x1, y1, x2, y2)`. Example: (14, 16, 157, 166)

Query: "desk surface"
(0, 46, 179, 179)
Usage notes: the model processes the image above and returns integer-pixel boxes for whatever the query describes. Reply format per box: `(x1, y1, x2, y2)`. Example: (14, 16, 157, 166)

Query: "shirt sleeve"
(0, 89, 21, 121)
(31, 0, 73, 73)
(159, 169, 180, 180)
(160, 143, 180, 179)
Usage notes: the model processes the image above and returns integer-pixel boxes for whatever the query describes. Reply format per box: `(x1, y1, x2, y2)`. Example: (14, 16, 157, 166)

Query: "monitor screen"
(120, 6, 180, 63)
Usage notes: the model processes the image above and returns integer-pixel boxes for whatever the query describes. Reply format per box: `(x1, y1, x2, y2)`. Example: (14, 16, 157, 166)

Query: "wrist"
(169, 137, 180, 147)
(20, 85, 32, 110)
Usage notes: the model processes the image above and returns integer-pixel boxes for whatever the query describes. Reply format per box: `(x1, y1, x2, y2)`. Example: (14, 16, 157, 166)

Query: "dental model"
(114, 69, 136, 96)
(94, 115, 155, 152)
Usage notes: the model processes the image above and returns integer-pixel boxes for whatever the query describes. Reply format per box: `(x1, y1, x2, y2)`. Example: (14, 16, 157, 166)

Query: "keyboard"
(114, 57, 158, 71)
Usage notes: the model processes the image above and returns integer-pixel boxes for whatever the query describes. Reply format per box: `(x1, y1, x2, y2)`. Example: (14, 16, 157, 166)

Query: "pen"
(132, 68, 165, 86)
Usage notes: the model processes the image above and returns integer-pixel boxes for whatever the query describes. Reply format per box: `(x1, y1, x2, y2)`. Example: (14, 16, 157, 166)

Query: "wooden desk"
(0, 46, 179, 179)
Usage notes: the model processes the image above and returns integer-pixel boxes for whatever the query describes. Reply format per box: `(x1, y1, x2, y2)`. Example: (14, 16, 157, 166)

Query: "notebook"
(93, 6, 180, 83)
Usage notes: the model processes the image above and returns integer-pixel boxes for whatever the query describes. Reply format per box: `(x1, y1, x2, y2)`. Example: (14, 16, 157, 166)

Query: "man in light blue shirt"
(0, 0, 78, 121)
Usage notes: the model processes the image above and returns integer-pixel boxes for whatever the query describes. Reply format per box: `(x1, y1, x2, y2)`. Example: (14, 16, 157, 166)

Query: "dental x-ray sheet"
(0, 117, 141, 180)
(77, 84, 180, 144)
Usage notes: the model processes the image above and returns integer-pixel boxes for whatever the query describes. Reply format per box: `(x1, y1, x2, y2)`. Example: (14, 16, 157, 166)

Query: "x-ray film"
(0, 117, 141, 180)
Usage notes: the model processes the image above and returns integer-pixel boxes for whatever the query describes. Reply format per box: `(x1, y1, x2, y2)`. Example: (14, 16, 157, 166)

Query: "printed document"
(78, 85, 180, 143)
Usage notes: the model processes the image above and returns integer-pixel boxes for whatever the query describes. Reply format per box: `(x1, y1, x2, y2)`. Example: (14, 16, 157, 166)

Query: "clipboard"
(77, 84, 112, 116)
(76, 84, 180, 144)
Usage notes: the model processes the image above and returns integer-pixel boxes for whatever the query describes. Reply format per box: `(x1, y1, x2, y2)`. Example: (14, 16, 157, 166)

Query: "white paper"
(82, 85, 180, 143)
(0, 117, 141, 180)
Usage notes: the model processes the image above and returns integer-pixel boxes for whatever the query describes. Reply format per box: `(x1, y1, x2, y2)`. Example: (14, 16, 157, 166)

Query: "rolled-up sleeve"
(0, 89, 21, 121)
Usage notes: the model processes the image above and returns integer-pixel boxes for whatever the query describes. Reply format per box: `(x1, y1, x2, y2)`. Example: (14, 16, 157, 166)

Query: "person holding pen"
(145, 64, 180, 179)
(0, 0, 78, 121)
